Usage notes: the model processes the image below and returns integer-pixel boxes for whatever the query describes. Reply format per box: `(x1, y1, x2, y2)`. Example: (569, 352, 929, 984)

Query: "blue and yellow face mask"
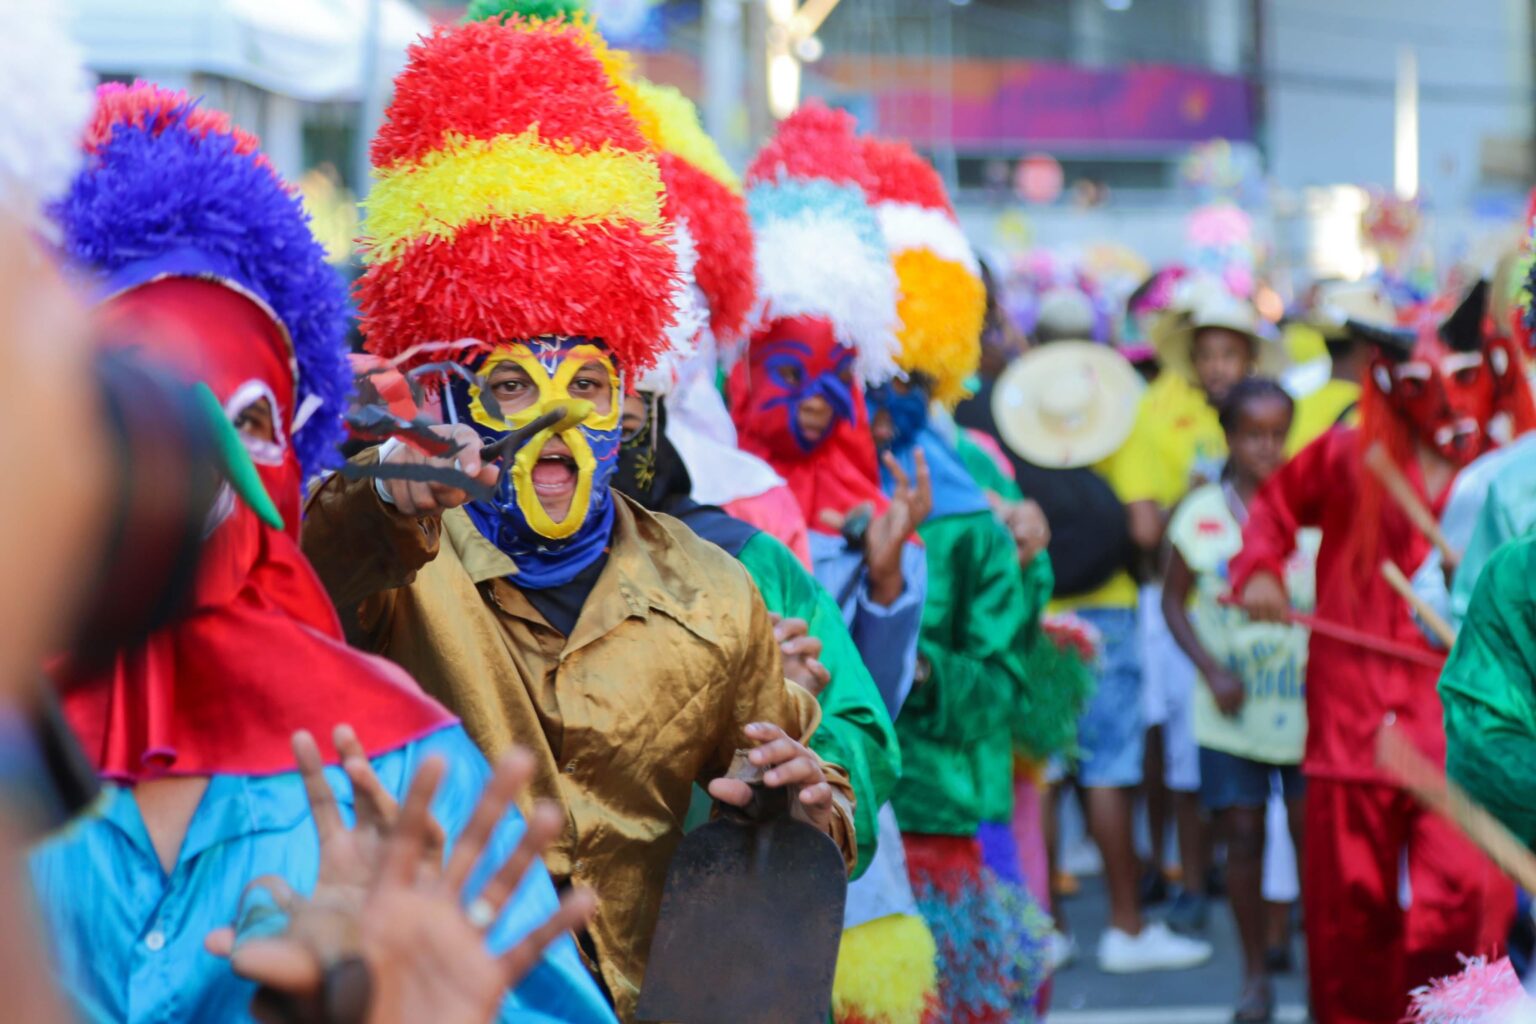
(449, 337, 622, 587)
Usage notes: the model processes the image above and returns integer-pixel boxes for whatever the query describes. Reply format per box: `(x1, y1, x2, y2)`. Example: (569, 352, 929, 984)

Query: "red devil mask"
(60, 275, 453, 782)
(729, 314, 889, 533)
(732, 315, 861, 462)
(1366, 280, 1517, 466)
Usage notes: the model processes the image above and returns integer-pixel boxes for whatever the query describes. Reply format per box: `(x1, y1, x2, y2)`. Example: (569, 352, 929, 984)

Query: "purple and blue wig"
(50, 83, 352, 479)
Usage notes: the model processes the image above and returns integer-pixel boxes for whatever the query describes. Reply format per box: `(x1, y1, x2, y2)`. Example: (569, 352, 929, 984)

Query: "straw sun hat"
(1151, 283, 1282, 383)
(991, 341, 1142, 469)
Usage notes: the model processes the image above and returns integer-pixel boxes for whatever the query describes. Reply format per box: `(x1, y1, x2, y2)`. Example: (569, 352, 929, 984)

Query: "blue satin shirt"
(28, 724, 616, 1024)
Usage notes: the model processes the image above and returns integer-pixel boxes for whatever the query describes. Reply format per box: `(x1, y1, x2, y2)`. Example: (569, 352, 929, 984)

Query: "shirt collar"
(91, 767, 354, 867)
(455, 495, 720, 649)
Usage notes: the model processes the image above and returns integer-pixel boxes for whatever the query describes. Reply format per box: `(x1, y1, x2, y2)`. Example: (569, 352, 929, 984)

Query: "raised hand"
(206, 734, 594, 1024)
(863, 449, 931, 606)
(989, 495, 1051, 568)
(381, 424, 500, 516)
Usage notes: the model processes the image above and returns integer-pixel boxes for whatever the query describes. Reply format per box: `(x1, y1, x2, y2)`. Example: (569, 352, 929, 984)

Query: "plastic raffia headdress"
(52, 82, 352, 479)
(465, 0, 752, 391)
(744, 102, 900, 385)
(860, 136, 984, 406)
(355, 16, 678, 378)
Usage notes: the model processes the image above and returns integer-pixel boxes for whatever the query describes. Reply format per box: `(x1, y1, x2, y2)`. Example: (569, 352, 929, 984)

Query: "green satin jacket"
(734, 530, 902, 879)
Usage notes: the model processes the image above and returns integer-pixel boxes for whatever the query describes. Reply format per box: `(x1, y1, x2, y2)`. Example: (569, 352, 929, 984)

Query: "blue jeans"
(1073, 607, 1144, 789)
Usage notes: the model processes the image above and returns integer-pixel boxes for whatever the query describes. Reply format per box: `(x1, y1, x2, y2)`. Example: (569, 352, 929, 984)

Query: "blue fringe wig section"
(52, 110, 351, 478)
(905, 836, 1016, 1024)
(976, 819, 1053, 1020)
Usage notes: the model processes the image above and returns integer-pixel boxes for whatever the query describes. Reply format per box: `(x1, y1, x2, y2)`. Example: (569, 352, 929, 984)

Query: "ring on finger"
(466, 896, 497, 930)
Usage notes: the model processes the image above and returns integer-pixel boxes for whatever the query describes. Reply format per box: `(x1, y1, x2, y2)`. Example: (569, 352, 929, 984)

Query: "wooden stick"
(1380, 559, 1458, 649)
(1376, 724, 1536, 894)
(1219, 595, 1445, 669)
(1363, 442, 1460, 570)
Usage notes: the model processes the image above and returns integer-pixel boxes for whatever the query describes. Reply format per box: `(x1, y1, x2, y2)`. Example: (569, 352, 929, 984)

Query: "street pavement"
(1047, 873, 1310, 1023)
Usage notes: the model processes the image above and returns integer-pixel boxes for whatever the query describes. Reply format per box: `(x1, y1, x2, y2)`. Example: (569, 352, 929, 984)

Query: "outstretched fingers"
(497, 887, 598, 989)
(379, 756, 447, 887)
(467, 800, 565, 929)
(334, 725, 397, 838)
(293, 731, 345, 845)
(908, 448, 933, 523)
(442, 748, 536, 896)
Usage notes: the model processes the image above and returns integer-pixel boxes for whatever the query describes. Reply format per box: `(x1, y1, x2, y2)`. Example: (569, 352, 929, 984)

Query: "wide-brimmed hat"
(992, 341, 1142, 468)
(1309, 280, 1398, 342)
(1151, 284, 1282, 383)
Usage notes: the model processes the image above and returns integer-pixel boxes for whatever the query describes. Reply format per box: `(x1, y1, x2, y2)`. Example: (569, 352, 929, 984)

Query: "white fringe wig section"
(752, 209, 902, 385)
(876, 201, 980, 274)
(0, 1, 91, 219)
(639, 223, 708, 396)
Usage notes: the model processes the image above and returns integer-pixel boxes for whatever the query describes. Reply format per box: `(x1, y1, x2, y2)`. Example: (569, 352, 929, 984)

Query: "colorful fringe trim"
(903, 834, 1017, 1024)
(992, 875, 1053, 1023)
(833, 913, 941, 1024)
(1013, 614, 1100, 761)
(977, 820, 1054, 1023)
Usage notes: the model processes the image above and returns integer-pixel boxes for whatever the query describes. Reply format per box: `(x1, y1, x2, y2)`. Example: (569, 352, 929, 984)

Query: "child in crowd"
(1162, 378, 1311, 1024)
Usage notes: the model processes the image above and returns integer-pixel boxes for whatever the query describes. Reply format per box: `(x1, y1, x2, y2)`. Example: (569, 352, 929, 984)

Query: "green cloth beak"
(191, 382, 285, 532)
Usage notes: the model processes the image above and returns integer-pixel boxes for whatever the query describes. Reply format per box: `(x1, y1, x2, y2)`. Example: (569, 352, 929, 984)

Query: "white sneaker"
(1046, 930, 1078, 973)
(1095, 921, 1213, 974)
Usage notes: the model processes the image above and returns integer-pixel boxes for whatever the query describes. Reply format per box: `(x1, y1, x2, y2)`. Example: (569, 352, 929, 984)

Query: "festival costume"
(1409, 433, 1536, 636)
(861, 137, 1043, 1024)
(1409, 282, 1536, 632)
(624, 80, 813, 562)
(467, 0, 812, 564)
(959, 348, 1145, 790)
(30, 84, 609, 1024)
(948, 425, 1062, 1019)
(616, 398, 899, 880)
(302, 22, 854, 1019)
(729, 107, 937, 1024)
(1230, 291, 1525, 1024)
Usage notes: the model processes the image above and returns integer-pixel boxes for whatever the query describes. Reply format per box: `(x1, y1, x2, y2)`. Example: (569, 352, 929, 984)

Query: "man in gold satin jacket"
(301, 17, 856, 1021)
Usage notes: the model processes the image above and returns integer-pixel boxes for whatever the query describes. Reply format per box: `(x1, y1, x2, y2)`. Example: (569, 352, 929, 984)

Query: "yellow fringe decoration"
(892, 247, 986, 407)
(630, 79, 741, 193)
(832, 913, 940, 1024)
(562, 14, 663, 144)
(364, 128, 665, 261)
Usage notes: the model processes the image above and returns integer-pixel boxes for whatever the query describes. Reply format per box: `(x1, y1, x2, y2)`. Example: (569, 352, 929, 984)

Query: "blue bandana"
(447, 339, 621, 589)
(867, 382, 991, 521)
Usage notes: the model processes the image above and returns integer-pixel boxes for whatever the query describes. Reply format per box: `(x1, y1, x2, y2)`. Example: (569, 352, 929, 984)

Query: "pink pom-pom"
(1408, 956, 1530, 1024)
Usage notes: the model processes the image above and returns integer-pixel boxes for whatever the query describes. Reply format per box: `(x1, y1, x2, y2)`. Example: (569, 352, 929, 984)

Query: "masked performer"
(858, 135, 1056, 1020)
(465, 0, 813, 564)
(30, 81, 611, 1024)
(300, 21, 855, 1020)
(729, 105, 939, 1024)
(1234, 283, 1526, 1024)
(608, 85, 899, 881)
(840, 138, 1038, 1023)
(1409, 267, 1536, 635)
